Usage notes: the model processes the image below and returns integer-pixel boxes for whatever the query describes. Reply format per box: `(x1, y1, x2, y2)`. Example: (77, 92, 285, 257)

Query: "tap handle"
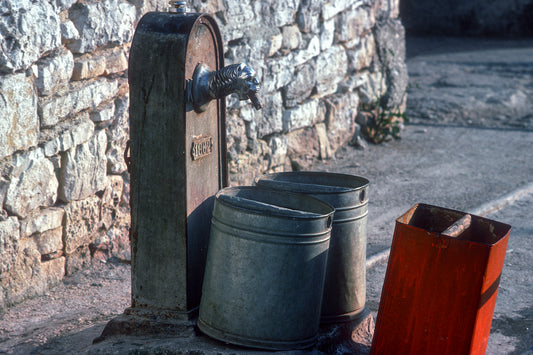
(169, 1, 187, 12)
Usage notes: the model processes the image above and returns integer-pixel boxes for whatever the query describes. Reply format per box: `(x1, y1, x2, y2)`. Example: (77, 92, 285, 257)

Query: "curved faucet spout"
(189, 62, 262, 113)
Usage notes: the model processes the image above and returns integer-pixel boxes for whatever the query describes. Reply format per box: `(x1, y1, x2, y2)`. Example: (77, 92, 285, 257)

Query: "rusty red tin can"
(371, 203, 511, 355)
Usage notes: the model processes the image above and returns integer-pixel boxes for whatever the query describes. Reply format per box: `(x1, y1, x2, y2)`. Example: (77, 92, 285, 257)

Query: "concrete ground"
(1, 36, 533, 354)
(322, 125, 533, 354)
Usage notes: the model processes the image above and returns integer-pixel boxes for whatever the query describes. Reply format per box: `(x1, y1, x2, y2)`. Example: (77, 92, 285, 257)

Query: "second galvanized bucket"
(198, 186, 334, 350)
(255, 172, 369, 323)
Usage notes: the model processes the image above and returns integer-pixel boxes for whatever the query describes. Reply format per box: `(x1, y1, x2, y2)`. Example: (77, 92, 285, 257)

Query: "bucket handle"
(359, 189, 366, 203)
(441, 214, 472, 238)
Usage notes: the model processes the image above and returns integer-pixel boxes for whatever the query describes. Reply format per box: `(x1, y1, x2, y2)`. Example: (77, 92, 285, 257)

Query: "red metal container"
(371, 203, 511, 355)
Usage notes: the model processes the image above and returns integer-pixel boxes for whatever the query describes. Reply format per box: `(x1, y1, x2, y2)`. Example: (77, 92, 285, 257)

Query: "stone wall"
(199, 0, 408, 185)
(401, 0, 533, 36)
(0, 0, 407, 309)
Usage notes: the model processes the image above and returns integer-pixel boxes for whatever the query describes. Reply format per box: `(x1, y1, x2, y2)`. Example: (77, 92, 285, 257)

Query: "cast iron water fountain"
(94, 3, 510, 353)
(96, 1, 372, 351)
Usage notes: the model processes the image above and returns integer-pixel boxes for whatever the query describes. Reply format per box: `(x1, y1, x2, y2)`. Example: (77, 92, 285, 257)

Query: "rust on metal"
(442, 213, 472, 238)
(128, 12, 227, 317)
(371, 204, 511, 355)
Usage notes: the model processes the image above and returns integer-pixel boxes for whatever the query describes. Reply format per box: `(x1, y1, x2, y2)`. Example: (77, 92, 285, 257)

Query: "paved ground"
(405, 36, 533, 130)
(1, 36, 532, 354)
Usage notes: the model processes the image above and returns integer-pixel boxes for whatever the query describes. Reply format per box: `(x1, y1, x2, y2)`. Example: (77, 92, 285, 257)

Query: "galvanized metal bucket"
(198, 186, 334, 350)
(255, 172, 369, 323)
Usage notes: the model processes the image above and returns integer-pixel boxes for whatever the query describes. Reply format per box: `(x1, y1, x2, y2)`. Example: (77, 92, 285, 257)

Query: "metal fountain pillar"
(126, 1, 261, 319)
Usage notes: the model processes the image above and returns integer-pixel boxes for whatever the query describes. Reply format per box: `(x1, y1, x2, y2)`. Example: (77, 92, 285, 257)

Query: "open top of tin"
(216, 186, 334, 222)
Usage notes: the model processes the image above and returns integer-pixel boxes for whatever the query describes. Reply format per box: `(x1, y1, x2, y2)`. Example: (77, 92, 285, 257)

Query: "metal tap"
(169, 1, 187, 13)
(187, 62, 262, 112)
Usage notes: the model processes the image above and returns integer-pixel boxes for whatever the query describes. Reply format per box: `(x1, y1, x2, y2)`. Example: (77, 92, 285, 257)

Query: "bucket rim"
(397, 203, 512, 247)
(255, 171, 369, 194)
(215, 186, 335, 221)
(197, 317, 318, 351)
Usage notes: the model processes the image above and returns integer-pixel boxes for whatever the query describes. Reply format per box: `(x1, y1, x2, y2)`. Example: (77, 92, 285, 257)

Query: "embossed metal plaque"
(191, 135, 214, 160)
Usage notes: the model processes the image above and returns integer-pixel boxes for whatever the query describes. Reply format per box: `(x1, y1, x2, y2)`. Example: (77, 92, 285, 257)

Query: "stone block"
(129, 0, 170, 14)
(320, 18, 335, 51)
(1, 238, 43, 307)
(231, 105, 258, 151)
(355, 70, 386, 105)
(374, 18, 408, 108)
(41, 257, 66, 286)
(281, 25, 302, 51)
(0, 1, 61, 73)
(293, 35, 320, 66)
(0, 217, 20, 274)
(62, 196, 101, 255)
(20, 207, 65, 239)
(316, 45, 348, 96)
(59, 130, 108, 202)
(268, 135, 289, 168)
(91, 225, 130, 263)
(106, 96, 129, 174)
(228, 140, 270, 186)
(72, 54, 107, 81)
(336, 5, 376, 43)
(347, 32, 376, 72)
(60, 20, 80, 44)
(226, 114, 247, 160)
(104, 46, 129, 75)
(103, 175, 124, 208)
(32, 227, 63, 256)
(42, 114, 95, 157)
(33, 47, 74, 96)
(55, 0, 78, 11)
(322, 0, 367, 20)
(0, 177, 8, 217)
(68, 0, 137, 54)
(189, 0, 225, 14)
(0, 73, 39, 160)
(283, 99, 321, 132)
(72, 46, 128, 81)
(263, 55, 295, 93)
(297, 0, 323, 34)
(316, 122, 333, 159)
(100, 176, 125, 231)
(215, 0, 256, 42)
(65, 244, 92, 275)
(255, 91, 284, 138)
(286, 126, 320, 171)
(267, 31, 283, 57)
(374, 0, 400, 20)
(257, 0, 300, 28)
(39, 78, 119, 127)
(282, 61, 316, 107)
(90, 101, 116, 124)
(325, 93, 360, 152)
(4, 149, 58, 219)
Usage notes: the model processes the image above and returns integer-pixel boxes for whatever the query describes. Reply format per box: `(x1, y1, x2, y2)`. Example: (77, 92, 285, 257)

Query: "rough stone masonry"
(0, 0, 407, 309)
